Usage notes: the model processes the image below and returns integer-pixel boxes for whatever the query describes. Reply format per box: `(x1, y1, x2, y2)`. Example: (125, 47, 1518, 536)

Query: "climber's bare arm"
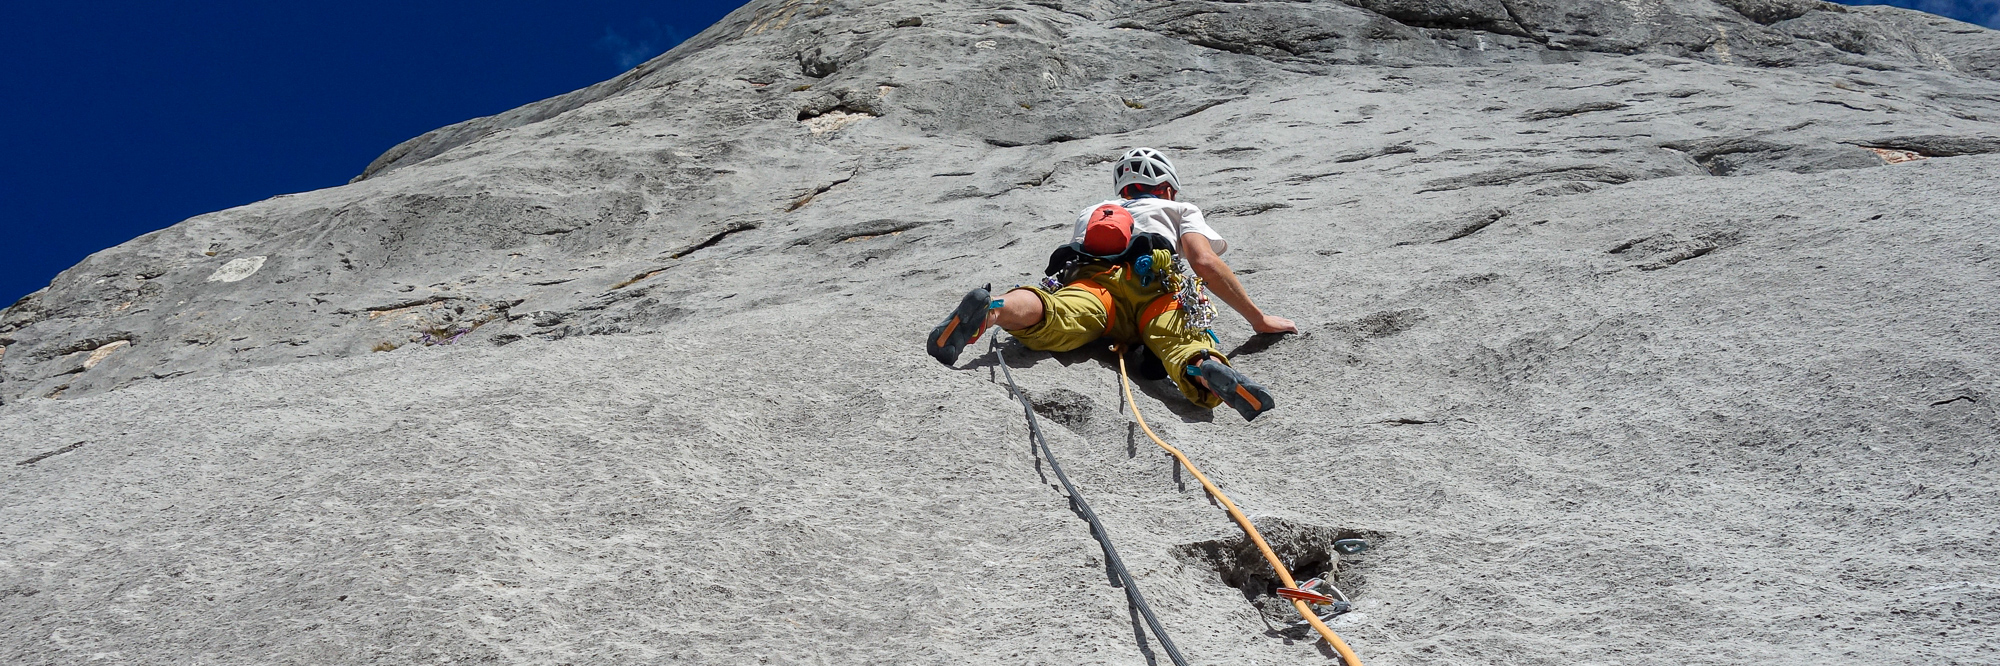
(1181, 233, 1298, 335)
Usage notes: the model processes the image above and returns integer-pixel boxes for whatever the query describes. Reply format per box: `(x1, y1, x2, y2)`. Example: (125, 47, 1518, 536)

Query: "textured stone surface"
(4, 0, 1999, 663)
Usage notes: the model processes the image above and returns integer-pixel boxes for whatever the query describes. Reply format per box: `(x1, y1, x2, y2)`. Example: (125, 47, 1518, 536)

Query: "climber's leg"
(1000, 281, 1112, 353)
(928, 281, 1110, 366)
(1140, 297, 1274, 420)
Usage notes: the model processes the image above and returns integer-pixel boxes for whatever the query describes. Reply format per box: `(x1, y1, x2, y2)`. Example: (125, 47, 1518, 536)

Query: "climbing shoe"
(1192, 356, 1274, 421)
(928, 284, 997, 366)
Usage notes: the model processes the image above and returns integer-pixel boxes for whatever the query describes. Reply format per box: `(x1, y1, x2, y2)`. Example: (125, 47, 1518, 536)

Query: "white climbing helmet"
(1112, 147, 1180, 195)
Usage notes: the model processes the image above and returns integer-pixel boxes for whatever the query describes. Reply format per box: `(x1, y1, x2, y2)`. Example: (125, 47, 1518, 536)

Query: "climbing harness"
(992, 337, 1191, 666)
(1115, 344, 1367, 666)
(1044, 240, 1218, 335)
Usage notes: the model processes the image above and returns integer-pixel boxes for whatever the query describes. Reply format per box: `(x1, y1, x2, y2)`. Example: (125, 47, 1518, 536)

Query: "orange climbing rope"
(1115, 346, 1365, 666)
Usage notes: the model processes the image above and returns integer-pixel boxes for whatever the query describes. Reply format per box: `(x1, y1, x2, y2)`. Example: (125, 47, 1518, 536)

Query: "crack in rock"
(1520, 101, 1631, 121)
(1437, 208, 1511, 243)
(16, 441, 86, 467)
(791, 219, 941, 247)
(1854, 134, 2000, 157)
(1662, 136, 1883, 176)
(1418, 165, 1647, 192)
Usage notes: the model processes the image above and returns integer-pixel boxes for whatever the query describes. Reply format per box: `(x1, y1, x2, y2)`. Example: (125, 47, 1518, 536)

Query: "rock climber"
(926, 147, 1298, 421)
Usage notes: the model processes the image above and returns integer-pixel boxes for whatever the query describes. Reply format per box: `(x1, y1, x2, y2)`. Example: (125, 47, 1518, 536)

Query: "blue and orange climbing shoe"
(928, 285, 999, 366)
(1191, 356, 1275, 421)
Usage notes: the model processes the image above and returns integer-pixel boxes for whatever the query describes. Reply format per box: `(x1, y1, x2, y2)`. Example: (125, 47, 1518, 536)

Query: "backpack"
(1044, 201, 1177, 277)
(1081, 203, 1135, 256)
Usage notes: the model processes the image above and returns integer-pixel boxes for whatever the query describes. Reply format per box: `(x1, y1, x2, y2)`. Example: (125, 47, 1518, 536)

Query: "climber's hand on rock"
(1252, 314, 1298, 335)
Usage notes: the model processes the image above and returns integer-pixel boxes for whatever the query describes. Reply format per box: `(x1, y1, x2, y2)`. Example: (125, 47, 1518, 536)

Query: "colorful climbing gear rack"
(1153, 251, 1218, 331)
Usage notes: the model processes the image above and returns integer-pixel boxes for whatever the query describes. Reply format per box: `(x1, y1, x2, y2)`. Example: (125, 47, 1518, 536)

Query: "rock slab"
(3, 1, 1999, 663)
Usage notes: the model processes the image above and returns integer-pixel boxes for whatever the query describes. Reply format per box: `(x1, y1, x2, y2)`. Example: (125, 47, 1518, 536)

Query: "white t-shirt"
(1070, 197, 1228, 255)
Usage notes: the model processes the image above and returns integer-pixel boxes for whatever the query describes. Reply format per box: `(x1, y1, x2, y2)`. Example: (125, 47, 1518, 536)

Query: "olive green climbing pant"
(1005, 264, 1228, 409)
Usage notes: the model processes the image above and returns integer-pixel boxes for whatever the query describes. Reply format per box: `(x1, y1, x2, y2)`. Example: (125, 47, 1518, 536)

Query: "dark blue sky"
(0, 2, 1992, 305)
(0, 1, 745, 305)
(1848, 0, 2000, 27)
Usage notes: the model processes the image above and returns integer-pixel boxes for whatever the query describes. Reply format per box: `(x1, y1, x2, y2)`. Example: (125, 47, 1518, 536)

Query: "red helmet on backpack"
(1081, 204, 1135, 256)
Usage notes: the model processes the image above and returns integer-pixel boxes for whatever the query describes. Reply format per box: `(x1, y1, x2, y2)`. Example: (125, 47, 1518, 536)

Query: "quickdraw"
(1275, 577, 1342, 606)
(1282, 578, 1357, 635)
(1165, 254, 1218, 331)
(1138, 249, 1218, 332)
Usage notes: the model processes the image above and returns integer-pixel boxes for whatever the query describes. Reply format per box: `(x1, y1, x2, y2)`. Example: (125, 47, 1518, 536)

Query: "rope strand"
(1114, 344, 1365, 666)
(993, 337, 1191, 666)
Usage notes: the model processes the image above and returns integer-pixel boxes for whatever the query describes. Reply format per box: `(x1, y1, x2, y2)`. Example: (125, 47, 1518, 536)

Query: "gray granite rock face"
(3, 1, 1998, 663)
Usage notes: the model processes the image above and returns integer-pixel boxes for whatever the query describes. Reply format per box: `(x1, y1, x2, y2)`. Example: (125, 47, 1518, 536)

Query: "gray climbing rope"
(992, 336, 1191, 666)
